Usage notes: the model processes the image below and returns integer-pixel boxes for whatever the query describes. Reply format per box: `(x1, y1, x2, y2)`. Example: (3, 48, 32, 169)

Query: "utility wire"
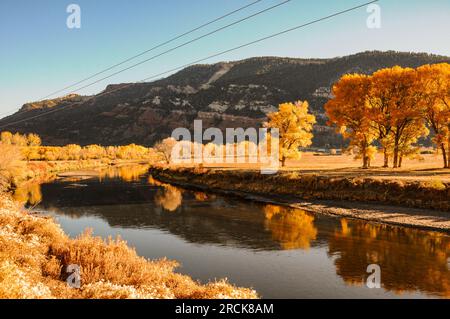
(65, 0, 291, 94)
(0, 0, 265, 118)
(0, 0, 379, 130)
(41, 0, 265, 100)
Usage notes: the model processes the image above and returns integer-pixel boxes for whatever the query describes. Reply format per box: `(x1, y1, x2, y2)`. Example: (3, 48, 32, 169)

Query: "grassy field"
(173, 153, 450, 182)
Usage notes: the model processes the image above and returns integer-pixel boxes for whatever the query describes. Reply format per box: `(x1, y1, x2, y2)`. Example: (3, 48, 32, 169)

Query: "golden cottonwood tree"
(395, 123, 429, 167)
(11, 133, 28, 146)
(154, 137, 178, 164)
(417, 63, 450, 168)
(325, 74, 377, 168)
(26, 133, 41, 146)
(368, 66, 428, 168)
(265, 101, 315, 167)
(0, 132, 13, 145)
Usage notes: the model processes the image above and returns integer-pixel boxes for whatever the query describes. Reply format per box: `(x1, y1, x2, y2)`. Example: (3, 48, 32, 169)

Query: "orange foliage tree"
(0, 131, 157, 162)
(327, 63, 449, 169)
(325, 74, 377, 168)
(368, 66, 427, 168)
(417, 63, 450, 168)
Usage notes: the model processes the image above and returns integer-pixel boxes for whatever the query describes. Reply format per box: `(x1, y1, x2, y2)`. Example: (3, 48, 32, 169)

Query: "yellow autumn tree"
(325, 74, 377, 168)
(0, 132, 13, 145)
(368, 66, 428, 168)
(154, 137, 178, 164)
(395, 123, 428, 167)
(264, 101, 315, 167)
(11, 133, 28, 146)
(27, 133, 41, 146)
(417, 63, 450, 168)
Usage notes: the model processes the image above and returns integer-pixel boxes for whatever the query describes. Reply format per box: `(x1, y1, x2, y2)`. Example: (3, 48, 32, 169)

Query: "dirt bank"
(150, 167, 450, 233)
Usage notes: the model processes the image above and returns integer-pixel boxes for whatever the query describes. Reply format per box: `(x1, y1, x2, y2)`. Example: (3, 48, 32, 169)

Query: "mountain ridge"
(2, 50, 449, 147)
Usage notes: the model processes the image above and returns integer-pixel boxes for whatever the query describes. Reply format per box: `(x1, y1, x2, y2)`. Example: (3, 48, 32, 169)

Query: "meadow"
(168, 152, 450, 182)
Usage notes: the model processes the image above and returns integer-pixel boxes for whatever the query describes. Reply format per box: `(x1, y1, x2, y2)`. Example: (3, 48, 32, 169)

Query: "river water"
(17, 165, 450, 298)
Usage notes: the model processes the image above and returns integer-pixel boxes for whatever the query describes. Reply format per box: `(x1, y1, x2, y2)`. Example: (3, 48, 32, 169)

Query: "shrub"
(0, 195, 257, 299)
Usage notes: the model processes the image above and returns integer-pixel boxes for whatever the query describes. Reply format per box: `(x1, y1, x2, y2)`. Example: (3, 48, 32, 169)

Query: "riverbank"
(0, 193, 257, 298)
(150, 166, 450, 233)
(0, 160, 258, 299)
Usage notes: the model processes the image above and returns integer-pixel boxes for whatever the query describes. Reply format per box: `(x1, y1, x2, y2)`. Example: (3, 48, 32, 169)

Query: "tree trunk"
(393, 139, 399, 168)
(361, 141, 370, 169)
(442, 143, 449, 168)
(362, 155, 369, 169)
(281, 157, 286, 167)
(448, 133, 450, 168)
(383, 148, 389, 168)
(363, 155, 368, 169)
(398, 155, 403, 168)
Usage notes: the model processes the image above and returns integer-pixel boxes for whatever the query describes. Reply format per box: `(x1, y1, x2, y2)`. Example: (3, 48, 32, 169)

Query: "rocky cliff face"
(1, 51, 449, 147)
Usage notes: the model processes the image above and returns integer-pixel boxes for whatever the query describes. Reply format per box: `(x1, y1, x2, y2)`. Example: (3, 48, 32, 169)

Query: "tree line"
(153, 101, 316, 167)
(0, 131, 157, 161)
(325, 63, 450, 168)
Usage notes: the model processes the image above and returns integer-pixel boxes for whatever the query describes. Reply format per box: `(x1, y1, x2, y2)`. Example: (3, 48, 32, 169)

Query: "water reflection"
(264, 205, 317, 250)
(148, 176, 183, 212)
(21, 165, 450, 298)
(194, 192, 212, 202)
(155, 186, 183, 212)
(13, 165, 149, 206)
(328, 219, 450, 297)
(98, 165, 150, 182)
(13, 182, 43, 206)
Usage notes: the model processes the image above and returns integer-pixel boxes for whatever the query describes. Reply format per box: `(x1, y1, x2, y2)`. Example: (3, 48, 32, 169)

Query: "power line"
(0, 0, 379, 130)
(41, 0, 265, 100)
(0, 0, 286, 119)
(142, 1, 380, 81)
(0, 0, 265, 118)
(64, 0, 292, 95)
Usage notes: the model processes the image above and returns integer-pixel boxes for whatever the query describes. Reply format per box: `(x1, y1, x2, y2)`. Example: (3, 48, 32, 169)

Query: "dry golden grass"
(169, 153, 450, 182)
(0, 194, 257, 299)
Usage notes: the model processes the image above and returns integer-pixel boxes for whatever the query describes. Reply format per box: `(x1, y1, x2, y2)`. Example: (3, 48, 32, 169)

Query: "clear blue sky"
(1, 0, 449, 116)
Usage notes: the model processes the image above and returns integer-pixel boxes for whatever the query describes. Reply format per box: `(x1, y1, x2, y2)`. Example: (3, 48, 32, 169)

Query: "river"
(16, 165, 450, 298)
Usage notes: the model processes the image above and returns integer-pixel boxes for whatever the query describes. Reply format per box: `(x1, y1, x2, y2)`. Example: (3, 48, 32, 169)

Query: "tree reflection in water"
(263, 204, 318, 250)
(148, 175, 183, 212)
(154, 185, 183, 212)
(194, 191, 212, 201)
(13, 183, 42, 206)
(98, 164, 150, 182)
(328, 219, 450, 297)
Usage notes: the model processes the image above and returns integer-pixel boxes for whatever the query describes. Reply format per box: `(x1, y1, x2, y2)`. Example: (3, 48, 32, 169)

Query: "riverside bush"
(0, 195, 258, 299)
